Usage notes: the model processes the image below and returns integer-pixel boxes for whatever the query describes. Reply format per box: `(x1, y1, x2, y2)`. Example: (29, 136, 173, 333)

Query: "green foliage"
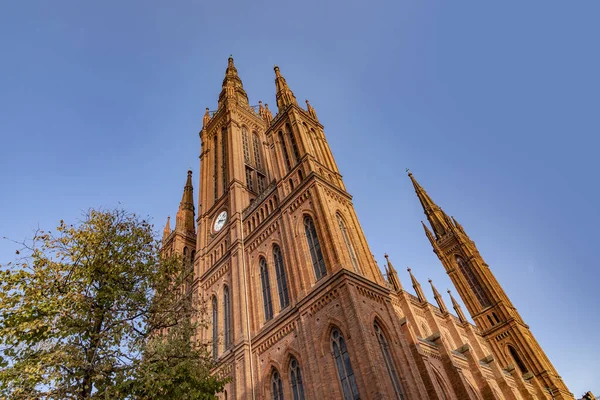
(0, 208, 227, 399)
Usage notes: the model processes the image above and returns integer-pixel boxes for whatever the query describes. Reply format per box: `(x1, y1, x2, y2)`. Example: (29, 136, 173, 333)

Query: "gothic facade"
(161, 57, 574, 399)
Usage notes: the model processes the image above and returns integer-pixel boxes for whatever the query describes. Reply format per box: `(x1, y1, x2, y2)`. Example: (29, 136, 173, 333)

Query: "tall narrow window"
(286, 124, 300, 163)
(304, 216, 327, 280)
(257, 172, 266, 193)
(213, 134, 219, 202)
(223, 285, 231, 349)
(331, 328, 359, 400)
(336, 214, 359, 273)
(273, 245, 290, 309)
(212, 296, 218, 359)
(253, 132, 262, 171)
(290, 357, 305, 400)
(271, 369, 284, 400)
(246, 167, 255, 192)
(279, 131, 292, 172)
(260, 257, 273, 321)
(222, 127, 228, 194)
(456, 256, 490, 308)
(508, 346, 528, 374)
(374, 323, 405, 399)
(242, 127, 250, 164)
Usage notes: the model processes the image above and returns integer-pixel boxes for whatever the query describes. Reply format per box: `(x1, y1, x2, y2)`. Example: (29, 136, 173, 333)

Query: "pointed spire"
(429, 279, 448, 314)
(384, 254, 402, 292)
(305, 99, 319, 122)
(203, 107, 211, 128)
(274, 65, 298, 111)
(263, 103, 273, 125)
(452, 216, 466, 234)
(407, 267, 427, 303)
(163, 216, 171, 242)
(218, 56, 248, 107)
(408, 171, 451, 239)
(448, 289, 467, 323)
(175, 170, 196, 235)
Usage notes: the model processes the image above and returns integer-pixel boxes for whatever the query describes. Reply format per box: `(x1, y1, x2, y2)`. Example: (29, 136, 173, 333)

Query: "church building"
(161, 57, 574, 399)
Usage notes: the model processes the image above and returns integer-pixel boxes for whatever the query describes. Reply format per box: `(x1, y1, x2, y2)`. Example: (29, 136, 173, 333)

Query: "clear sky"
(1, 1, 598, 394)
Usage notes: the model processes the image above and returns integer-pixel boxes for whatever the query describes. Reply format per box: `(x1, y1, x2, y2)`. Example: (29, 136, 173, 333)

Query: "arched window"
(271, 369, 284, 400)
(331, 328, 359, 400)
(260, 257, 273, 321)
(508, 345, 528, 374)
(279, 131, 292, 172)
(431, 367, 450, 400)
(242, 127, 250, 164)
(286, 123, 300, 163)
(289, 357, 305, 400)
(222, 127, 228, 193)
(456, 256, 491, 308)
(336, 214, 359, 273)
(223, 285, 231, 349)
(304, 216, 327, 280)
(273, 245, 290, 309)
(212, 296, 218, 359)
(374, 323, 405, 399)
(252, 132, 262, 170)
(214, 133, 219, 202)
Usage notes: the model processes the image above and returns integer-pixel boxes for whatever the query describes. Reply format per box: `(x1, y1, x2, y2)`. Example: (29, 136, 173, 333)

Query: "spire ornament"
(305, 99, 319, 121)
(429, 279, 448, 314)
(407, 267, 427, 303)
(448, 289, 467, 323)
(384, 253, 402, 292)
(274, 65, 298, 111)
(175, 170, 196, 235)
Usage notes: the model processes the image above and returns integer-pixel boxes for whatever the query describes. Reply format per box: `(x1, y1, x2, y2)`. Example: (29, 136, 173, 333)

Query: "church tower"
(410, 171, 573, 399)
(163, 57, 574, 399)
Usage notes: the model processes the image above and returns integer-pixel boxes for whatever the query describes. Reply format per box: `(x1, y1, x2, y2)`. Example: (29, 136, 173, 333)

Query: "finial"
(428, 278, 432, 283)
(407, 267, 411, 272)
(384, 253, 389, 259)
(406, 168, 412, 176)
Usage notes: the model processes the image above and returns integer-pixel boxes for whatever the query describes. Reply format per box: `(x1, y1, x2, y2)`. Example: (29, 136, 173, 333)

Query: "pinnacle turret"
(305, 99, 319, 122)
(384, 254, 402, 292)
(448, 289, 467, 323)
(163, 216, 171, 242)
(175, 170, 195, 235)
(274, 65, 298, 111)
(428, 279, 448, 314)
(407, 267, 427, 303)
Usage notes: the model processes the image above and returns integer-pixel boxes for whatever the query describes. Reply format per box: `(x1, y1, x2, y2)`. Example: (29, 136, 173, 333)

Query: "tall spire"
(274, 65, 298, 111)
(448, 289, 467, 323)
(408, 171, 451, 239)
(175, 170, 196, 235)
(428, 279, 448, 314)
(407, 267, 427, 303)
(218, 55, 249, 107)
(384, 254, 402, 292)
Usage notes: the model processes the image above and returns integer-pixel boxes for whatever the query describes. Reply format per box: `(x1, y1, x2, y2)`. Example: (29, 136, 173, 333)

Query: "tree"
(0, 208, 228, 399)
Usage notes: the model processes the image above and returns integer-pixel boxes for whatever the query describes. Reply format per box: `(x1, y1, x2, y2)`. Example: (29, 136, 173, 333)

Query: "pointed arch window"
(213, 133, 219, 202)
(279, 131, 292, 172)
(456, 256, 491, 308)
(304, 216, 327, 280)
(260, 257, 273, 321)
(222, 127, 228, 194)
(242, 127, 251, 164)
(508, 345, 528, 374)
(374, 323, 405, 399)
(331, 328, 359, 400)
(431, 367, 450, 400)
(212, 296, 218, 359)
(252, 132, 262, 171)
(290, 357, 305, 400)
(336, 213, 359, 273)
(286, 124, 300, 164)
(223, 285, 231, 349)
(271, 369, 284, 400)
(273, 245, 290, 309)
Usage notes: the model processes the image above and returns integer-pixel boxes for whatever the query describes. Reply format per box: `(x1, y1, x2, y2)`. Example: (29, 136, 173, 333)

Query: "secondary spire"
(408, 171, 451, 239)
(429, 279, 448, 314)
(218, 55, 249, 107)
(175, 170, 196, 235)
(407, 267, 427, 303)
(384, 254, 402, 292)
(274, 65, 298, 111)
(448, 289, 467, 323)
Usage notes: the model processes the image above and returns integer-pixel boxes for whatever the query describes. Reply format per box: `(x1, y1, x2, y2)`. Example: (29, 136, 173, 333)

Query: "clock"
(213, 210, 228, 232)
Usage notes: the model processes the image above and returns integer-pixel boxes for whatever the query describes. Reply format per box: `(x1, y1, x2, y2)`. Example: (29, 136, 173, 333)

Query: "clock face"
(213, 210, 228, 232)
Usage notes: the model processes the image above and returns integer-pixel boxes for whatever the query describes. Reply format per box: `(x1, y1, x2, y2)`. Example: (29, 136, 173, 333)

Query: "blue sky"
(1, 1, 598, 394)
